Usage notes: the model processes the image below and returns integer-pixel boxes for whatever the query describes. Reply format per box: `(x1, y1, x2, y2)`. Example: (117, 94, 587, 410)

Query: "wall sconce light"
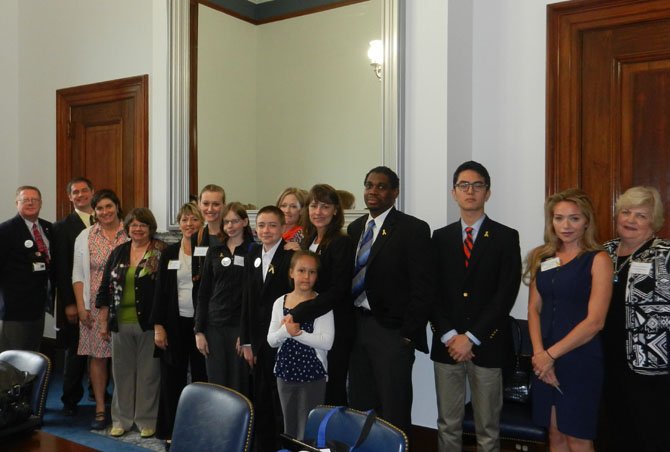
(367, 39, 383, 80)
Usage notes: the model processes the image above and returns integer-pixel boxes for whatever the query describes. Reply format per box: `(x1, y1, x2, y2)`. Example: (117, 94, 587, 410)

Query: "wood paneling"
(547, 0, 670, 240)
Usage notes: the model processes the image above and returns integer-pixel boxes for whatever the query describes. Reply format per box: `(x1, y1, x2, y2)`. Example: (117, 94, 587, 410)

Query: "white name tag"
(193, 246, 208, 257)
(234, 255, 245, 266)
(629, 262, 652, 275)
(33, 262, 46, 272)
(540, 257, 561, 272)
(168, 260, 181, 270)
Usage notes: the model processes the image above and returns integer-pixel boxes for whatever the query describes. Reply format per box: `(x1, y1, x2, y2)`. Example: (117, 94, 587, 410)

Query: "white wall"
(3, 0, 168, 337)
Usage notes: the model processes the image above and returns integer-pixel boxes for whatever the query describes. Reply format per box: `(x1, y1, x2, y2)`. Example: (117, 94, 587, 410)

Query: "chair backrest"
(170, 382, 253, 452)
(0, 350, 51, 420)
(303, 406, 408, 452)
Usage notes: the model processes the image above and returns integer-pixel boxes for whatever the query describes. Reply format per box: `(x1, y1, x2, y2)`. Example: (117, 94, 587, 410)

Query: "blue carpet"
(41, 373, 164, 451)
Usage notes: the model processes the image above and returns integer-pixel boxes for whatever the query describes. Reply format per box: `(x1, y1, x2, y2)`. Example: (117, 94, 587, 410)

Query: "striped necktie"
(32, 223, 50, 265)
(352, 219, 375, 306)
(464, 227, 473, 268)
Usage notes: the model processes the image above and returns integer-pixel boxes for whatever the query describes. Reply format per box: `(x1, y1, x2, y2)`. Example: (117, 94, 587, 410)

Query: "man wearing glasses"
(431, 161, 521, 452)
(0, 186, 55, 352)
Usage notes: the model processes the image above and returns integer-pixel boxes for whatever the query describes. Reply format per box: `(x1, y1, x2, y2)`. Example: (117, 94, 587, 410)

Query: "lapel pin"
(484, 231, 489, 238)
(268, 264, 275, 274)
(382, 229, 387, 236)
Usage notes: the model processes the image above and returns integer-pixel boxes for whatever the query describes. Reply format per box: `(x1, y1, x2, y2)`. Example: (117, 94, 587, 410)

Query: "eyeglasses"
(223, 219, 242, 226)
(18, 198, 41, 204)
(454, 182, 488, 192)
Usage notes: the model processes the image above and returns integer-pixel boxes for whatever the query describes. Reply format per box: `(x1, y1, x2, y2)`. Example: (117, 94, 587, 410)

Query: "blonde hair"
(276, 187, 308, 209)
(523, 188, 602, 283)
(615, 186, 664, 232)
(198, 184, 226, 204)
(177, 201, 204, 224)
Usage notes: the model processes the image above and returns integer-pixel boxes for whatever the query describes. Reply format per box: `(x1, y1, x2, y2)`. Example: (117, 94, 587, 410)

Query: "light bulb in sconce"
(367, 39, 383, 80)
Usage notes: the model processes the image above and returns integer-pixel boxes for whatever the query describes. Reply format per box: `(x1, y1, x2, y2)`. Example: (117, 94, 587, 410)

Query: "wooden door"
(547, 0, 670, 241)
(56, 75, 148, 220)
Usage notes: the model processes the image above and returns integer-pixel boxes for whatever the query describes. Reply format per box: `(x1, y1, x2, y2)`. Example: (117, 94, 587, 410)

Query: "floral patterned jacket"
(95, 239, 166, 332)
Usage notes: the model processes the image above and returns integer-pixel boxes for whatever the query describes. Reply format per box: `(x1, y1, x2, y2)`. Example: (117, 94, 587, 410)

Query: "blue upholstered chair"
(300, 405, 408, 452)
(0, 350, 51, 437)
(170, 382, 253, 452)
(462, 318, 547, 450)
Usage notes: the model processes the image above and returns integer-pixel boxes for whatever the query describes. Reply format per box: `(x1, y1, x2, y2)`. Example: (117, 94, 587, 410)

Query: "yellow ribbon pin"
(268, 264, 275, 274)
(484, 231, 489, 238)
(382, 229, 387, 236)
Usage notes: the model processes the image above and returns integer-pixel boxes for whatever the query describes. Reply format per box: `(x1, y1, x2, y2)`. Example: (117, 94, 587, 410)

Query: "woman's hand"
(195, 332, 209, 357)
(540, 367, 560, 389)
(242, 345, 256, 368)
(78, 308, 93, 329)
(99, 321, 110, 342)
(532, 349, 555, 379)
(283, 241, 301, 251)
(65, 304, 79, 324)
(284, 317, 302, 337)
(154, 325, 168, 349)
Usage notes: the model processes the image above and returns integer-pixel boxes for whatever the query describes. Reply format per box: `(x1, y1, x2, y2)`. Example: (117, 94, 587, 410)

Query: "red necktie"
(464, 227, 473, 268)
(32, 223, 50, 264)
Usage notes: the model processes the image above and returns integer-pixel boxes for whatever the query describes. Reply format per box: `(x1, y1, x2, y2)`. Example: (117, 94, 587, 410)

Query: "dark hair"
(222, 202, 254, 242)
(66, 177, 94, 195)
(290, 249, 320, 271)
(16, 186, 41, 198)
(124, 207, 158, 237)
(301, 184, 344, 251)
(257, 205, 285, 225)
(364, 166, 399, 189)
(91, 189, 123, 220)
(452, 161, 491, 189)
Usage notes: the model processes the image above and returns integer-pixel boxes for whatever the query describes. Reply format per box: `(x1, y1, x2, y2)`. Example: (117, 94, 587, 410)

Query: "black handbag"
(503, 318, 532, 404)
(0, 361, 35, 428)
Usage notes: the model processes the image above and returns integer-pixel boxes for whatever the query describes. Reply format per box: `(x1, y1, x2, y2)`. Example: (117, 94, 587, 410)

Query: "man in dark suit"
(347, 166, 433, 435)
(431, 161, 521, 452)
(52, 177, 94, 415)
(0, 186, 55, 352)
(240, 205, 293, 451)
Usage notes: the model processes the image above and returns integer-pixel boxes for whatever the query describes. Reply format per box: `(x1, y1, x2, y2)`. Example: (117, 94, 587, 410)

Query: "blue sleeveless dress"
(531, 251, 603, 439)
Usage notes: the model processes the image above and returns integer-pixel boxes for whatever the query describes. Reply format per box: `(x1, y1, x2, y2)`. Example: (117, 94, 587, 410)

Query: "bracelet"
(545, 349, 556, 360)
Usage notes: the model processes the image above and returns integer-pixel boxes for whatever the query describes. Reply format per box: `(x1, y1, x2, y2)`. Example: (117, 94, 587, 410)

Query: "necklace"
(612, 237, 653, 282)
(612, 254, 634, 283)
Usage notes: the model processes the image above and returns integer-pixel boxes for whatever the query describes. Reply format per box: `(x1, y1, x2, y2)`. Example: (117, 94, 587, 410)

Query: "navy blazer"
(52, 212, 87, 329)
(239, 241, 293, 355)
(347, 208, 433, 353)
(430, 216, 521, 367)
(0, 214, 54, 320)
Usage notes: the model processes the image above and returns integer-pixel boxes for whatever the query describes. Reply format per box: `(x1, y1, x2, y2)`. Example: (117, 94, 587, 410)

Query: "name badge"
(168, 260, 181, 270)
(33, 262, 46, 272)
(221, 257, 232, 267)
(194, 246, 208, 257)
(234, 255, 245, 266)
(540, 257, 561, 272)
(629, 262, 652, 275)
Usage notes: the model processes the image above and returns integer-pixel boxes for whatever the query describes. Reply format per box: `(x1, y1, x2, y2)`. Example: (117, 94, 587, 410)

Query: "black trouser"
(60, 320, 87, 408)
(155, 316, 207, 440)
(251, 344, 282, 452)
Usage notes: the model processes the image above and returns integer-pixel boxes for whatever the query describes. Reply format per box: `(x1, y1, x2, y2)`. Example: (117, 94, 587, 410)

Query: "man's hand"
(242, 345, 256, 368)
(447, 334, 475, 362)
(195, 332, 209, 357)
(65, 304, 78, 324)
(154, 325, 168, 349)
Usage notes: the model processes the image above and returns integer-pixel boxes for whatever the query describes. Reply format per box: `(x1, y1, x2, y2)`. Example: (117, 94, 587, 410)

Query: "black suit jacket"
(347, 208, 433, 353)
(239, 241, 293, 354)
(290, 233, 355, 341)
(430, 216, 521, 367)
(0, 214, 55, 320)
(52, 212, 87, 330)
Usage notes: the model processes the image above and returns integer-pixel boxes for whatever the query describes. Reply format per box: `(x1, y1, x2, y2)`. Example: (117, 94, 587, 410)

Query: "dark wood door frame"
(56, 75, 149, 220)
(546, 0, 670, 238)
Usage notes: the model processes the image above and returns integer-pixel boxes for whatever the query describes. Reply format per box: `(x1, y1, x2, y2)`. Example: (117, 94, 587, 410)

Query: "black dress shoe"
(62, 405, 77, 416)
(90, 412, 107, 430)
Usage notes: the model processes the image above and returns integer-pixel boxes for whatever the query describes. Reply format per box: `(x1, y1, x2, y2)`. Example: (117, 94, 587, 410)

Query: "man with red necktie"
(431, 161, 521, 452)
(0, 185, 55, 352)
